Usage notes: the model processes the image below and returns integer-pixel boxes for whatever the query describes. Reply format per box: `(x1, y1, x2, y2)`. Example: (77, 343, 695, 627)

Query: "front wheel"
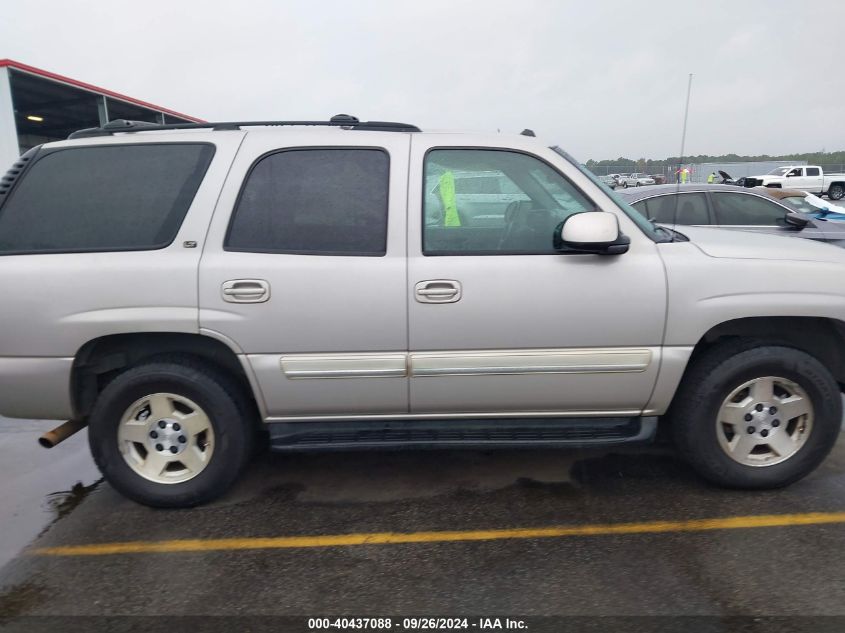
(828, 184, 845, 200)
(669, 342, 841, 489)
(88, 358, 254, 507)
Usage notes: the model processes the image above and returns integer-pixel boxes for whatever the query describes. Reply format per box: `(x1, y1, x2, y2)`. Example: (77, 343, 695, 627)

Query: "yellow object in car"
(439, 171, 461, 227)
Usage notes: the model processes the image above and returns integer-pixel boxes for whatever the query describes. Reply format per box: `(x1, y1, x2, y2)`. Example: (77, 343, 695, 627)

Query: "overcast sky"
(2, 0, 843, 160)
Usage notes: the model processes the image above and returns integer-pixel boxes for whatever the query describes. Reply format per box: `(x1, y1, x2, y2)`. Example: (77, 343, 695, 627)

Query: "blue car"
(758, 188, 845, 221)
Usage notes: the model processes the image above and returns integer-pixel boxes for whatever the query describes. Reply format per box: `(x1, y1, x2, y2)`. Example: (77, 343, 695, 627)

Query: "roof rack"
(68, 114, 421, 139)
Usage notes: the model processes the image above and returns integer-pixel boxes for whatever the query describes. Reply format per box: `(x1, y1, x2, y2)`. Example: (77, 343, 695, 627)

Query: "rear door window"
(226, 148, 390, 256)
(0, 143, 215, 254)
(711, 192, 788, 226)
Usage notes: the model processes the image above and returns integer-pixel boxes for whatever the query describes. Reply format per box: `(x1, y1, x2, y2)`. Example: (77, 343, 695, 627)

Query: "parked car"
(599, 174, 618, 189)
(649, 174, 667, 185)
(2, 116, 845, 507)
(756, 187, 845, 221)
(616, 184, 845, 245)
(745, 165, 845, 200)
(618, 172, 655, 187)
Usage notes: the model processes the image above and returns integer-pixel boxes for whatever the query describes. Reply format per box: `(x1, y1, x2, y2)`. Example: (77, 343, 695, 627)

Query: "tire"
(88, 357, 254, 507)
(635, 182, 641, 187)
(668, 340, 841, 489)
(622, 182, 628, 188)
(828, 184, 845, 200)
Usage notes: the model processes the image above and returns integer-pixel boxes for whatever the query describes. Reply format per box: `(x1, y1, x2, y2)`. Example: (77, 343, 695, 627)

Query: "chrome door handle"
(221, 279, 271, 303)
(414, 280, 462, 303)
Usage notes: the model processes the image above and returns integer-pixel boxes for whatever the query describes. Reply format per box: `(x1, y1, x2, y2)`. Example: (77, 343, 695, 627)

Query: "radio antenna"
(671, 73, 693, 241)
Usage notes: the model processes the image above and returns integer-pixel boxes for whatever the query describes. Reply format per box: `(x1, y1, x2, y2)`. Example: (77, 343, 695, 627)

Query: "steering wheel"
(498, 200, 525, 248)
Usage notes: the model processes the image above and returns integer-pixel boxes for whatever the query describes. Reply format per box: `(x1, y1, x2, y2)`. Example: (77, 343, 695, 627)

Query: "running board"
(268, 416, 657, 452)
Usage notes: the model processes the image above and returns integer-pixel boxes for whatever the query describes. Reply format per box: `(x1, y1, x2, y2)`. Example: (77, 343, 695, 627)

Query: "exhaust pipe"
(38, 419, 87, 449)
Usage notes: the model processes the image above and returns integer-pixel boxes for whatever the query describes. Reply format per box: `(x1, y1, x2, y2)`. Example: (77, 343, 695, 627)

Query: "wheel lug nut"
(169, 446, 178, 454)
(772, 419, 780, 427)
(769, 407, 777, 415)
(158, 420, 166, 428)
(178, 435, 186, 443)
(756, 404, 764, 412)
(155, 443, 163, 451)
(172, 423, 181, 432)
(744, 414, 753, 421)
(150, 430, 158, 439)
(761, 429, 769, 437)
(747, 426, 756, 434)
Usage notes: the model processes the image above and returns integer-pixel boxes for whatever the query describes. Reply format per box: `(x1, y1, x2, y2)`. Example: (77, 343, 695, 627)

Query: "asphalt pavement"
(1, 415, 844, 630)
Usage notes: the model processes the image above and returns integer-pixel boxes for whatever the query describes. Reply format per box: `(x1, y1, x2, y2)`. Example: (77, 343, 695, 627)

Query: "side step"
(268, 417, 657, 452)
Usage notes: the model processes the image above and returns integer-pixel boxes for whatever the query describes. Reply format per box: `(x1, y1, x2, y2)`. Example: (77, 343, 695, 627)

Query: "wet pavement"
(1, 414, 844, 625)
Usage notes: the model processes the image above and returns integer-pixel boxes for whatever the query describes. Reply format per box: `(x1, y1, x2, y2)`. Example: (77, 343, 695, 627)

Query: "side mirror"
(784, 213, 810, 229)
(555, 212, 630, 255)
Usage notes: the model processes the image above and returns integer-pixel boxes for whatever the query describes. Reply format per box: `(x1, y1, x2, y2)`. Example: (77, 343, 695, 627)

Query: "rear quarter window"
(0, 143, 215, 254)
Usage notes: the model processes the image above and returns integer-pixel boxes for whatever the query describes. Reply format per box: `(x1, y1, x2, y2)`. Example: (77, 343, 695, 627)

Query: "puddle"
(0, 418, 101, 570)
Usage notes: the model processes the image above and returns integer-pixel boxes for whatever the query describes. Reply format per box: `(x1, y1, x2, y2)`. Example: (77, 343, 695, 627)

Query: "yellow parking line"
(32, 511, 845, 557)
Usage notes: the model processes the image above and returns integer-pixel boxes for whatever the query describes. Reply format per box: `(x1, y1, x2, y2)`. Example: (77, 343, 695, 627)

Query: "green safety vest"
(439, 171, 461, 227)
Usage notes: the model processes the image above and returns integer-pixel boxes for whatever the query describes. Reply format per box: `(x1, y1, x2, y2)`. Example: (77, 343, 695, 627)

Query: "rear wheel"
(828, 184, 845, 200)
(88, 358, 253, 507)
(669, 341, 841, 489)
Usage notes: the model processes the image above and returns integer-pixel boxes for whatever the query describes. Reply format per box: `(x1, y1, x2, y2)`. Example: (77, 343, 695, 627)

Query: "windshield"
(768, 167, 791, 176)
(551, 146, 663, 240)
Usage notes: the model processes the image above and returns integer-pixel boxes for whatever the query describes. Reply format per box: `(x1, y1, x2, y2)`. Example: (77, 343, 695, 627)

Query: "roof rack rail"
(68, 114, 421, 139)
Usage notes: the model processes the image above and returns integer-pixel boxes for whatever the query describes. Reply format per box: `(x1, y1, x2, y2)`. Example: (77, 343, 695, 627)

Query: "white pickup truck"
(748, 165, 845, 200)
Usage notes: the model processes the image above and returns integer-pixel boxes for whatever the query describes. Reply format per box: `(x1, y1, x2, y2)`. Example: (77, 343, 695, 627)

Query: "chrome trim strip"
(414, 363, 647, 377)
(410, 348, 652, 377)
(281, 354, 407, 379)
(279, 348, 653, 379)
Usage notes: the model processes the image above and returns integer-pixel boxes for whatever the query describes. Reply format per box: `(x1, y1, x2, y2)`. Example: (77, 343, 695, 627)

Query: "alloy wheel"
(715, 376, 813, 467)
(117, 392, 215, 484)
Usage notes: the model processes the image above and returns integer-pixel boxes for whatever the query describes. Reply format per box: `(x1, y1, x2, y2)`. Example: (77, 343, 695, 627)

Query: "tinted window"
(227, 149, 389, 256)
(806, 167, 820, 176)
(641, 193, 709, 225)
(712, 193, 788, 226)
(423, 149, 594, 254)
(787, 168, 802, 177)
(0, 144, 214, 254)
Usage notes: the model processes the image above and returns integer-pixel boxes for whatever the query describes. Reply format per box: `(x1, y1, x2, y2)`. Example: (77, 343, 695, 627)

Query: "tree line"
(585, 150, 845, 172)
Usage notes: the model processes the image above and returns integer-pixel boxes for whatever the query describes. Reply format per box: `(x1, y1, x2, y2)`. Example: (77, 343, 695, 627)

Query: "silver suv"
(1, 116, 843, 507)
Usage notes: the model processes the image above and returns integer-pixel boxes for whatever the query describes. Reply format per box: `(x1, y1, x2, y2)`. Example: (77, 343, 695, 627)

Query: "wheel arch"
(827, 181, 845, 197)
(692, 316, 845, 384)
(649, 316, 845, 416)
(71, 332, 265, 423)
